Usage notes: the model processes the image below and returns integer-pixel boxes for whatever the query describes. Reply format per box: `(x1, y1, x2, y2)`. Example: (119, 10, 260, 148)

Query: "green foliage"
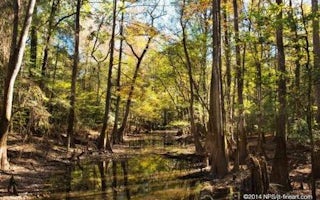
(168, 120, 189, 128)
(77, 91, 105, 128)
(13, 79, 51, 135)
(2, 0, 317, 147)
(47, 97, 69, 129)
(289, 118, 310, 143)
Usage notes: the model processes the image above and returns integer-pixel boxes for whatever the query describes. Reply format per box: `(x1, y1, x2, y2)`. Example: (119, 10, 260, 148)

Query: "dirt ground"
(0, 133, 71, 199)
(0, 132, 319, 199)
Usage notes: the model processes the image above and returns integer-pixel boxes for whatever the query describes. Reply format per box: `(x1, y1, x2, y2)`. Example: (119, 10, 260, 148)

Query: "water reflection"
(48, 153, 204, 200)
(47, 132, 205, 200)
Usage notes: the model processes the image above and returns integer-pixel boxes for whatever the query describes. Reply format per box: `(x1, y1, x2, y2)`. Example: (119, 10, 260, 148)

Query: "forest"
(0, 0, 320, 199)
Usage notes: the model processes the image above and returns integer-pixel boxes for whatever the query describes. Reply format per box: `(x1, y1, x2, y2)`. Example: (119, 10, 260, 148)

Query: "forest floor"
(0, 131, 319, 199)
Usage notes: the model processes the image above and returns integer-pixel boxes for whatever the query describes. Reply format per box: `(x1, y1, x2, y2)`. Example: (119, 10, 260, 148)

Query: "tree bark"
(29, 3, 37, 77)
(98, 0, 117, 151)
(67, 0, 81, 151)
(223, 0, 232, 142)
(233, 0, 247, 169)
(247, 155, 269, 194)
(207, 0, 228, 178)
(270, 0, 290, 190)
(112, 0, 125, 144)
(0, 0, 36, 170)
(41, 0, 60, 87)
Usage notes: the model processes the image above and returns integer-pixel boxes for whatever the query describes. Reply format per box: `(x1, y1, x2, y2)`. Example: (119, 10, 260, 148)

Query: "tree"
(222, 0, 233, 144)
(112, 0, 125, 144)
(207, 0, 228, 178)
(233, 0, 247, 169)
(180, 0, 204, 154)
(98, 0, 117, 151)
(302, 1, 317, 198)
(0, 0, 36, 170)
(66, 0, 81, 151)
(117, 1, 160, 141)
(29, 3, 38, 76)
(270, 0, 290, 189)
(117, 34, 153, 140)
(40, 0, 60, 86)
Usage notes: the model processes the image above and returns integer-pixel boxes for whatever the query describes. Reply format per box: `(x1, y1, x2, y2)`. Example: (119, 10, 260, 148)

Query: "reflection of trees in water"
(121, 160, 131, 200)
(112, 160, 117, 200)
(98, 160, 109, 199)
(97, 159, 131, 200)
(188, 180, 197, 200)
(59, 152, 203, 199)
(65, 164, 72, 200)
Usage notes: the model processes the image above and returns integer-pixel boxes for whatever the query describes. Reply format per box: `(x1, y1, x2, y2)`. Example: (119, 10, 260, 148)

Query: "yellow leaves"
(126, 21, 158, 37)
(82, 2, 91, 14)
(125, 21, 158, 53)
(183, 0, 211, 19)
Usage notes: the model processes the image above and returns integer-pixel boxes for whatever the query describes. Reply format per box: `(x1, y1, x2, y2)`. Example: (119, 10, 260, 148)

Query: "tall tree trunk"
(40, 0, 60, 88)
(0, 0, 36, 170)
(180, 0, 204, 154)
(98, 0, 117, 151)
(207, 0, 228, 178)
(288, 0, 302, 119)
(29, 4, 37, 77)
(8, 0, 20, 74)
(112, 0, 124, 144)
(256, 45, 265, 146)
(251, 0, 266, 147)
(233, 0, 247, 169)
(312, 0, 320, 124)
(197, 10, 210, 130)
(270, 0, 290, 190)
(223, 0, 232, 140)
(67, 0, 80, 151)
(301, 3, 316, 198)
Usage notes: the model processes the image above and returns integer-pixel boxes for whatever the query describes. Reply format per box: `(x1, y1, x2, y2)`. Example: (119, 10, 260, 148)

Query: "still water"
(46, 132, 208, 200)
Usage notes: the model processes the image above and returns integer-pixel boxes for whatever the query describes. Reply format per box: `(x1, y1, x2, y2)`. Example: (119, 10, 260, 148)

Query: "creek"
(47, 131, 210, 200)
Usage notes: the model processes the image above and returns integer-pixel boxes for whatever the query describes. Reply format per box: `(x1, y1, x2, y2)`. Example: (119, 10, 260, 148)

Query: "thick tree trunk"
(67, 0, 81, 151)
(270, 0, 290, 190)
(98, 0, 117, 151)
(207, 0, 228, 178)
(0, 122, 9, 170)
(0, 0, 36, 170)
